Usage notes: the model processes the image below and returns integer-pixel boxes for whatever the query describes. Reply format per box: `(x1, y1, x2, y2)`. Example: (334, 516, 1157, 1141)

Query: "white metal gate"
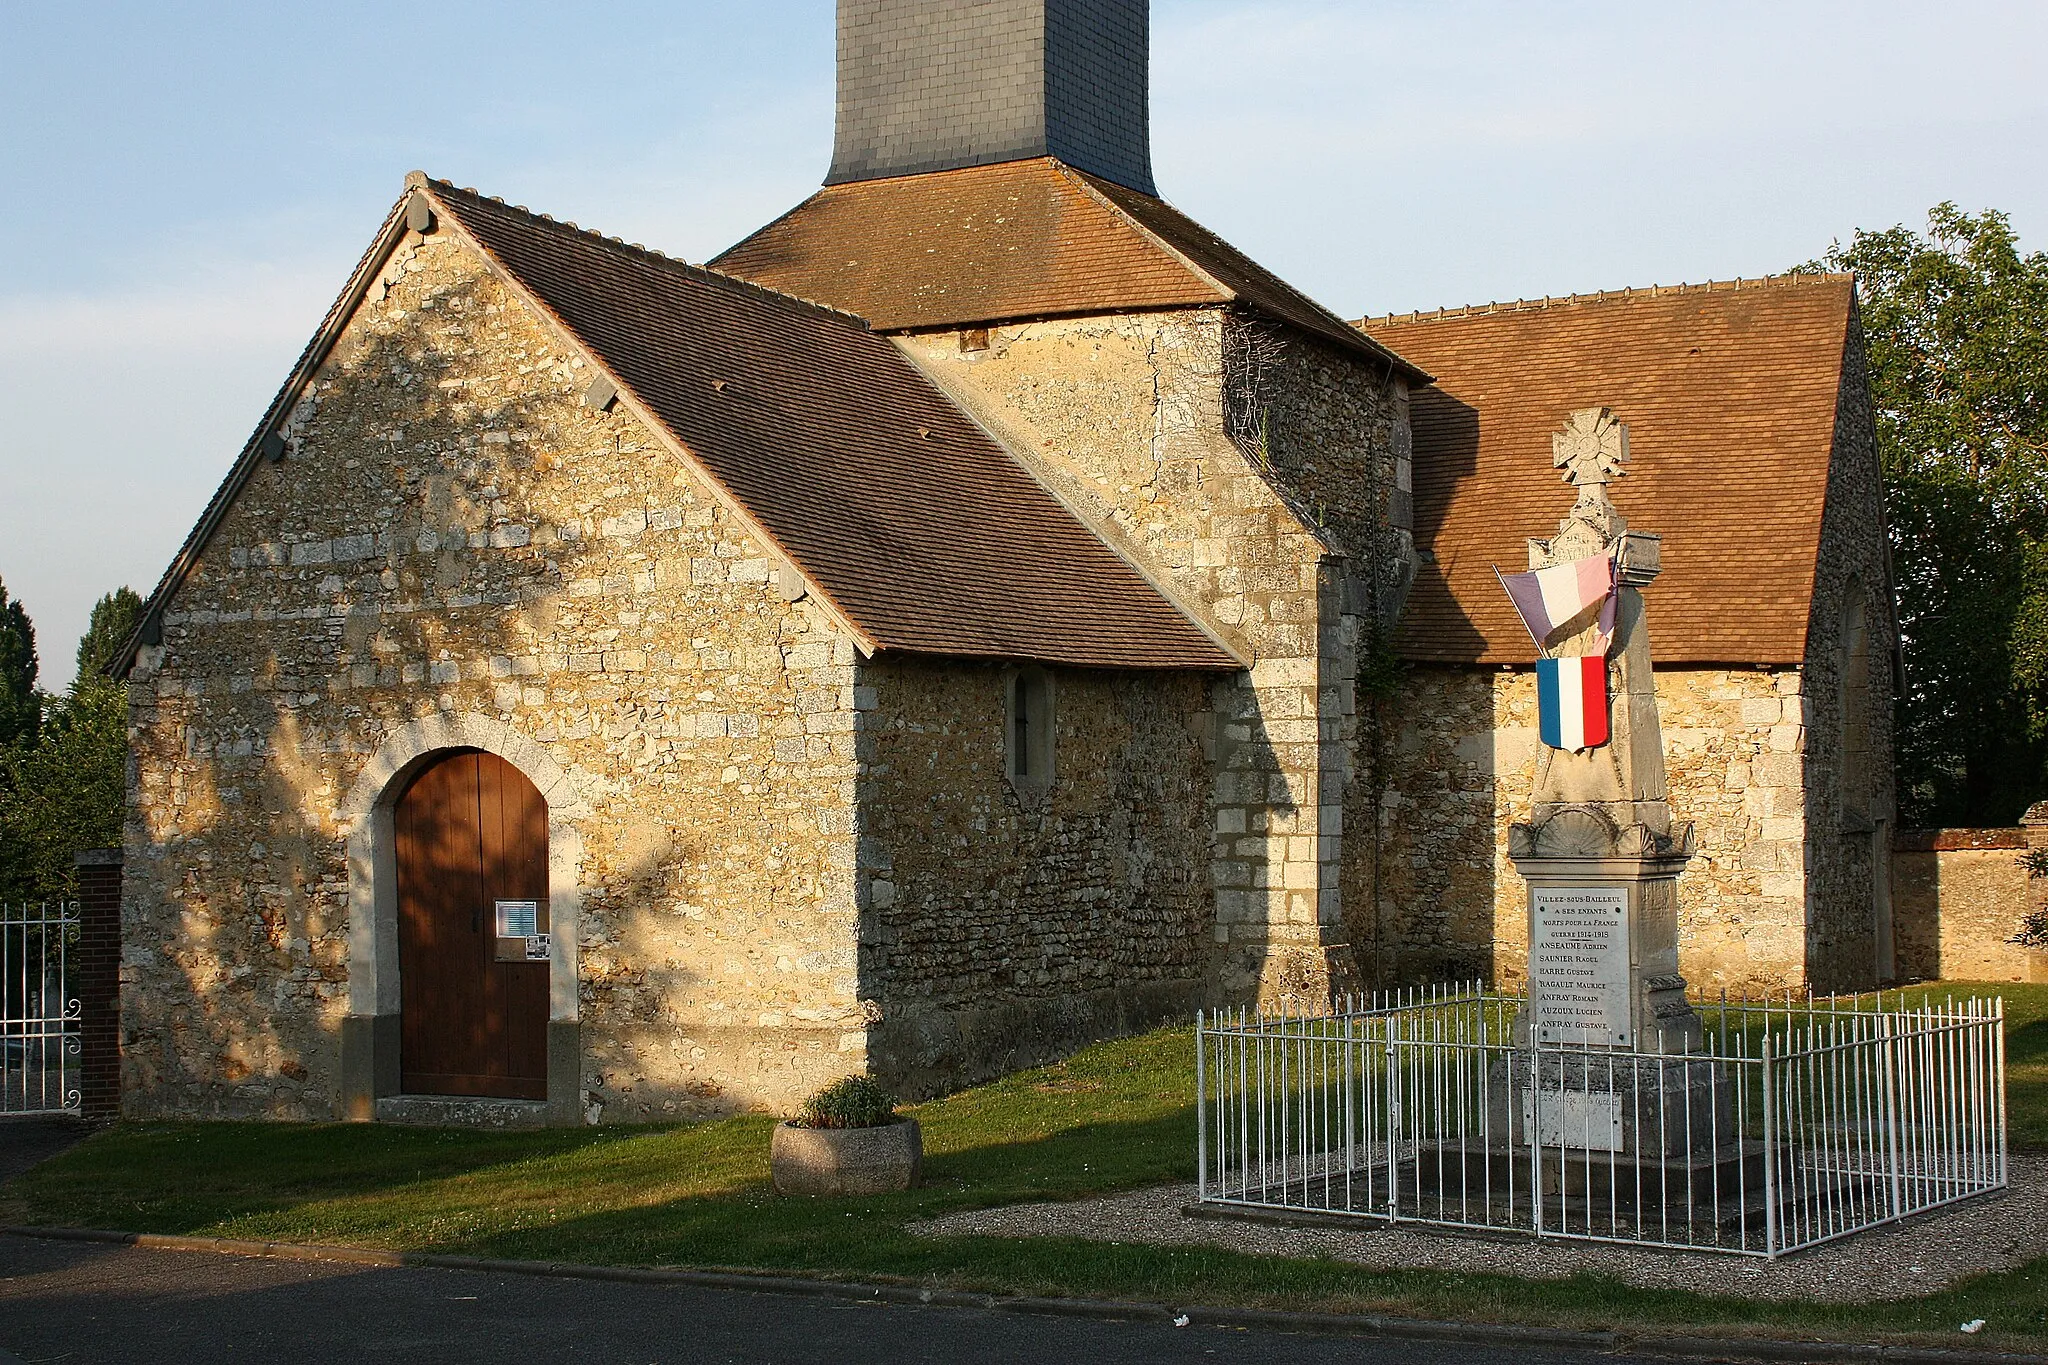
(1, 903, 82, 1114)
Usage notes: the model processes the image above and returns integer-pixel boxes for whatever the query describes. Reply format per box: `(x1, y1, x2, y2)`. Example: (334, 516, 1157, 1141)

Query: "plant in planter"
(770, 1075, 921, 1196)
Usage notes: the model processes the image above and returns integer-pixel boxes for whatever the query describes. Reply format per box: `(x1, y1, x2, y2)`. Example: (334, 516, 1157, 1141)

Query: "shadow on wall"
(1210, 665, 1301, 1014)
(853, 658, 1230, 1100)
(122, 268, 786, 1125)
(1352, 389, 1513, 990)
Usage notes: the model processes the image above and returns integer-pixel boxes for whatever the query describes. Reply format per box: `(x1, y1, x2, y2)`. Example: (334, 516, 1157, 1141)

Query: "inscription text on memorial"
(1531, 886, 1632, 1045)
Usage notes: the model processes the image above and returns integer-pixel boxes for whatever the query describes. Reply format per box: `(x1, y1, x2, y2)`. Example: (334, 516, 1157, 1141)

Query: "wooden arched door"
(395, 750, 550, 1099)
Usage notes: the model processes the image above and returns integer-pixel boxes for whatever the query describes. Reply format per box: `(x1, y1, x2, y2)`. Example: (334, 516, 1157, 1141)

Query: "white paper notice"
(495, 900, 539, 938)
(1530, 886, 1632, 1046)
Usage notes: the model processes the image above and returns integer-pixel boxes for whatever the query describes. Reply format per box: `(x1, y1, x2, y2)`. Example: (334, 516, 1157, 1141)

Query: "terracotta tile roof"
(425, 182, 1238, 671)
(711, 157, 1424, 378)
(1360, 277, 1857, 665)
(121, 179, 1240, 676)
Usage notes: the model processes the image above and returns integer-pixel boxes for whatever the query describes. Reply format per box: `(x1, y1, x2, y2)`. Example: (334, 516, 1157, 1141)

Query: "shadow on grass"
(9, 1000, 2048, 1347)
(0, 1026, 1203, 1250)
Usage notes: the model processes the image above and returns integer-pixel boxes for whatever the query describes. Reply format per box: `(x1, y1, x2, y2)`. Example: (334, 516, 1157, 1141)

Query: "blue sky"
(3, 0, 2043, 687)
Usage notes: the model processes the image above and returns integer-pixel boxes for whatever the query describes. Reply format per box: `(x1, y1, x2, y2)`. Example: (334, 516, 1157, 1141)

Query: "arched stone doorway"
(395, 750, 551, 1099)
(338, 713, 588, 1123)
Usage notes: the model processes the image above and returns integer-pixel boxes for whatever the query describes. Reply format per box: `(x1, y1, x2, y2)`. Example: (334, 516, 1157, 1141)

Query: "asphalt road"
(0, 1234, 1685, 1365)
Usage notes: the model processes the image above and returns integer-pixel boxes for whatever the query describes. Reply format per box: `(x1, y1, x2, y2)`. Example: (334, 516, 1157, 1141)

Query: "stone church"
(112, 0, 1894, 1124)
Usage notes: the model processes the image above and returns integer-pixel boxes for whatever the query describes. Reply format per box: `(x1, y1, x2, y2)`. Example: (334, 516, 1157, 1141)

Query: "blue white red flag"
(1498, 552, 1616, 650)
(1537, 655, 1609, 752)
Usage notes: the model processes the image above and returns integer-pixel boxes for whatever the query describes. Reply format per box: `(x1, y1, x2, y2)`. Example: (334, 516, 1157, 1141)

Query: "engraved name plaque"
(1520, 1087, 1625, 1151)
(1530, 886, 1631, 1046)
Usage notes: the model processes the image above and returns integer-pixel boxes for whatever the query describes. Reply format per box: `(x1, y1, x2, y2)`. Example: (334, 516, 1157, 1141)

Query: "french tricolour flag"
(1499, 552, 1616, 648)
(1537, 655, 1610, 752)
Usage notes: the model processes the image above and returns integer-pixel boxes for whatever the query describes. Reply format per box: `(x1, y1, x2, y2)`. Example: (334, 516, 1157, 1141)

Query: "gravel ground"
(912, 1154, 2047, 1302)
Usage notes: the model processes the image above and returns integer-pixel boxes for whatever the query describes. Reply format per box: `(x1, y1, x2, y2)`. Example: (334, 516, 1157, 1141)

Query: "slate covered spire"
(828, 0, 1155, 194)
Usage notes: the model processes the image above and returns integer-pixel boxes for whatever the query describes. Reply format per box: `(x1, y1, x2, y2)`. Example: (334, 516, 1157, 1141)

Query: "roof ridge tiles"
(424, 177, 876, 329)
(1360, 272, 1855, 329)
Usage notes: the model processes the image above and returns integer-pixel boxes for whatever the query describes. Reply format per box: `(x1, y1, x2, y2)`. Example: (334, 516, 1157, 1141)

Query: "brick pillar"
(72, 848, 123, 1121)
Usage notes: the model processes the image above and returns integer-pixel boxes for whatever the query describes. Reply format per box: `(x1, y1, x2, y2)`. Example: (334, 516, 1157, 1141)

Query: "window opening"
(1013, 674, 1034, 777)
(1005, 667, 1053, 796)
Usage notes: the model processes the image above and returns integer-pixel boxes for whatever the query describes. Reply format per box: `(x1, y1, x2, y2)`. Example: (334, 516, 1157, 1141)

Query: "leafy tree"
(0, 681, 126, 902)
(1811, 205, 2048, 826)
(0, 585, 138, 900)
(0, 578, 36, 749)
(74, 587, 143, 682)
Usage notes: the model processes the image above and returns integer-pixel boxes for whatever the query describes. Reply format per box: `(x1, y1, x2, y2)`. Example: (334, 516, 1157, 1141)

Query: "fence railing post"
(1881, 1009, 1903, 1223)
(1993, 997, 2008, 1190)
(1760, 1031, 1778, 1258)
(1185, 984, 2000, 1258)
(73, 848, 123, 1122)
(1195, 1010, 1207, 1202)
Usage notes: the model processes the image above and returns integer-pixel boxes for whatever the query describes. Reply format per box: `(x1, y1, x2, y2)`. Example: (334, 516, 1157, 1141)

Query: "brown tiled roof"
(428, 183, 1239, 670)
(122, 178, 1241, 676)
(1360, 277, 1856, 665)
(711, 158, 1425, 378)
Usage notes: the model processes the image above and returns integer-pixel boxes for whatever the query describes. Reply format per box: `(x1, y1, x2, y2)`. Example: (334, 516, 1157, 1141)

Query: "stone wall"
(854, 657, 1212, 1094)
(894, 312, 1408, 1010)
(122, 222, 869, 1122)
(1372, 664, 1815, 993)
(1892, 830, 2034, 982)
(1242, 324, 1417, 992)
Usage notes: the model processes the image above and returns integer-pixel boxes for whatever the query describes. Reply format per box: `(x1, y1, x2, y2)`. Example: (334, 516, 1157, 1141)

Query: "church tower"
(828, 0, 1155, 194)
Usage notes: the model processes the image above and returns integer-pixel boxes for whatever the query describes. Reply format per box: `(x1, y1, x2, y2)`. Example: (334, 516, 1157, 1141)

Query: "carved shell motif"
(1530, 806, 1618, 857)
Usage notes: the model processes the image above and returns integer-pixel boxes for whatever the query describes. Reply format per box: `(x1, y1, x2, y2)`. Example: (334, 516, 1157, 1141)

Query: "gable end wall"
(1796, 305, 1899, 989)
(122, 225, 868, 1122)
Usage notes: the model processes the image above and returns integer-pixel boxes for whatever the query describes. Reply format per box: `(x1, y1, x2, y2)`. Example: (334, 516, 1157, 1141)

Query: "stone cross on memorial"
(1508, 407, 1700, 1054)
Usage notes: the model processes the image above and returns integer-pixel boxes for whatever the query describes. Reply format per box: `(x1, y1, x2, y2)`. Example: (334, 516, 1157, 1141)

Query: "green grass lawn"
(6, 982, 2046, 1350)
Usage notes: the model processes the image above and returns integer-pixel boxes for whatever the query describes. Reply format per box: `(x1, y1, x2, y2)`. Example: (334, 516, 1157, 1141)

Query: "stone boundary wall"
(1892, 826, 2043, 983)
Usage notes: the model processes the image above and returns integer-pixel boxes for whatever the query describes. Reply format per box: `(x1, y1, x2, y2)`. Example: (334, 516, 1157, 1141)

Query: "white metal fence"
(0, 902, 82, 1114)
(1195, 984, 2006, 1257)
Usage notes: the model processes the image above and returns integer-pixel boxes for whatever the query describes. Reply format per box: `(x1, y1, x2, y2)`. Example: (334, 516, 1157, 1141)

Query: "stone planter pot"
(2028, 949, 2048, 985)
(771, 1116, 921, 1195)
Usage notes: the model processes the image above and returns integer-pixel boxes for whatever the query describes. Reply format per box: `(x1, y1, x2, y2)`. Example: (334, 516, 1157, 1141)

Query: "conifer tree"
(0, 578, 37, 750)
(74, 587, 143, 683)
